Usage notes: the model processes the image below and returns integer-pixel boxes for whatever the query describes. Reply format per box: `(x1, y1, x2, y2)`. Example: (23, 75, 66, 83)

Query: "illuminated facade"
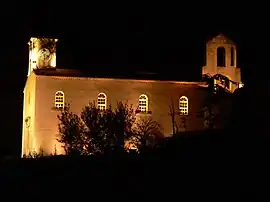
(22, 34, 242, 156)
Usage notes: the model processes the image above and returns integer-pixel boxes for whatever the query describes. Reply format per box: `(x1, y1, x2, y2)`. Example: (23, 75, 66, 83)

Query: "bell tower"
(202, 33, 242, 92)
(28, 37, 58, 76)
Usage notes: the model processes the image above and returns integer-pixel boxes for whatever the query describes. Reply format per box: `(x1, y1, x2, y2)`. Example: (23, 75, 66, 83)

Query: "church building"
(21, 34, 242, 156)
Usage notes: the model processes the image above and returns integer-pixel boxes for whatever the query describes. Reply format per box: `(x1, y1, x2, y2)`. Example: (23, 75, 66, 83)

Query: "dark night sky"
(0, 2, 267, 155)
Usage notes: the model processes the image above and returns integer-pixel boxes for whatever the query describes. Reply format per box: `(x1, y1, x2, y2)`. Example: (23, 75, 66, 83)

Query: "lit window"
(55, 91, 64, 109)
(179, 96, 188, 115)
(97, 93, 107, 110)
(139, 94, 148, 112)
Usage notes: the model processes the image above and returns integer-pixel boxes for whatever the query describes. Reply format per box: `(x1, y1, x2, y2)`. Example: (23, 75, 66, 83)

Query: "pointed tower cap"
(207, 33, 235, 45)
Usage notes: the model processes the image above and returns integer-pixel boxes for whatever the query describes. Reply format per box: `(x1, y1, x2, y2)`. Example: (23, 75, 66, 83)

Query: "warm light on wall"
(53, 141, 64, 155)
(21, 34, 243, 157)
(22, 73, 37, 157)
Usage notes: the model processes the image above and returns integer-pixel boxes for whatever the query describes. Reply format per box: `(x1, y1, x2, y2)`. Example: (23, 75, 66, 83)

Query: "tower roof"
(207, 33, 235, 45)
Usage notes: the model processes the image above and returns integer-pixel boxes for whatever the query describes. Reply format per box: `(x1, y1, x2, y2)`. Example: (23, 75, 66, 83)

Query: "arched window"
(55, 91, 64, 109)
(179, 96, 188, 115)
(139, 94, 148, 112)
(230, 47, 235, 66)
(217, 47, 226, 67)
(97, 93, 107, 110)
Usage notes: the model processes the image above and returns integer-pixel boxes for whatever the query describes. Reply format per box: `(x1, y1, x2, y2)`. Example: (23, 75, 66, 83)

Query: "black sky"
(0, 2, 267, 155)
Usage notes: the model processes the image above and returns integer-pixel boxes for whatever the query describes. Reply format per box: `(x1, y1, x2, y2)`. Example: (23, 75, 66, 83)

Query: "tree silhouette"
(57, 104, 86, 155)
(168, 97, 180, 135)
(129, 117, 164, 151)
(57, 101, 162, 155)
(113, 101, 136, 153)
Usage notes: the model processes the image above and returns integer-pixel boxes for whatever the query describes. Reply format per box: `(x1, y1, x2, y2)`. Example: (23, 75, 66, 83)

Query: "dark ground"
(0, 129, 268, 200)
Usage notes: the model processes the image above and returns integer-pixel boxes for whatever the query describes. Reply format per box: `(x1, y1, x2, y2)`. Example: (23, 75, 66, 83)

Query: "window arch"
(217, 47, 226, 67)
(230, 47, 235, 66)
(55, 91, 64, 109)
(97, 93, 107, 110)
(179, 96, 188, 115)
(139, 94, 148, 112)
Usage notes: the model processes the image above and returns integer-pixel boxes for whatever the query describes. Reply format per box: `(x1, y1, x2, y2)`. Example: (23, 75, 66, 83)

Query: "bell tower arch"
(202, 33, 242, 92)
(28, 37, 58, 76)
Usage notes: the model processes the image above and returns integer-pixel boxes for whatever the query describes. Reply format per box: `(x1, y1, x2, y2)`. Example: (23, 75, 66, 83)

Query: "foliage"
(130, 117, 164, 151)
(23, 151, 42, 159)
(112, 101, 136, 153)
(22, 147, 60, 159)
(79, 101, 136, 155)
(23, 148, 45, 159)
(57, 101, 163, 156)
(57, 104, 86, 155)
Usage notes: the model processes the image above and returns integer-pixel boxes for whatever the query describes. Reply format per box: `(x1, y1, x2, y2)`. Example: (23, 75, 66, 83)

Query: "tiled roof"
(33, 68, 84, 77)
(33, 67, 202, 83)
